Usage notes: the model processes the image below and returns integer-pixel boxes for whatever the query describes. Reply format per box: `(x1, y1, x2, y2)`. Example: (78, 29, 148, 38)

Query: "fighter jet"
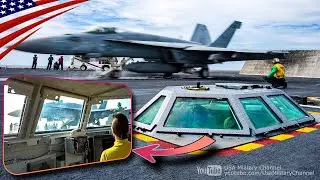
(14, 21, 287, 78)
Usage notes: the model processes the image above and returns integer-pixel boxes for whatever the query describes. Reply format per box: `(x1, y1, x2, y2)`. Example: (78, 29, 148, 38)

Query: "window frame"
(3, 89, 28, 137)
(86, 98, 132, 130)
(134, 93, 170, 131)
(135, 96, 166, 125)
(3, 83, 33, 138)
(234, 91, 315, 135)
(162, 97, 243, 131)
(34, 94, 86, 135)
(266, 94, 313, 125)
(239, 96, 283, 131)
(155, 93, 250, 135)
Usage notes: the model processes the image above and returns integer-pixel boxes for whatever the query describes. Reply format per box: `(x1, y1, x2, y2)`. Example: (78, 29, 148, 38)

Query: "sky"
(1, 0, 319, 70)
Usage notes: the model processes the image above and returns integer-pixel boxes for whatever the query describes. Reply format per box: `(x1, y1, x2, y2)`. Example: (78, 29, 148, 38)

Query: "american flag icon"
(0, 0, 88, 59)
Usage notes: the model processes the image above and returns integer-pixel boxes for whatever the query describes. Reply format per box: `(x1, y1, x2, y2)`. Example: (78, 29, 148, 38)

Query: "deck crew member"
(100, 113, 130, 162)
(31, 55, 37, 69)
(47, 55, 54, 70)
(114, 57, 118, 65)
(54, 61, 59, 70)
(264, 58, 287, 89)
(115, 102, 124, 112)
(58, 56, 64, 70)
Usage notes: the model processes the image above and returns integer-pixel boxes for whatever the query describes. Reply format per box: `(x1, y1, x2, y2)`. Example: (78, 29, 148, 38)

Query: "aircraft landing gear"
(199, 67, 209, 79)
(163, 73, 173, 79)
(102, 65, 110, 71)
(80, 64, 87, 71)
(109, 70, 121, 79)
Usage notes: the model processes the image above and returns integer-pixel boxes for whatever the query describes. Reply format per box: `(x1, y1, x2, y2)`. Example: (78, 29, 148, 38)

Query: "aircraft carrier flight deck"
(0, 69, 319, 180)
(0, 69, 319, 110)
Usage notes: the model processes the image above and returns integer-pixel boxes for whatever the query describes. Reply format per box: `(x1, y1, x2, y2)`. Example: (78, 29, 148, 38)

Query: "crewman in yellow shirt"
(100, 113, 131, 162)
(264, 58, 287, 89)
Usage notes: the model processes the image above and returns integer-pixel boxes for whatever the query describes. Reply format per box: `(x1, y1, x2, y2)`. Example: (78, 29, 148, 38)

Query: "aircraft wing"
(185, 46, 289, 54)
(104, 39, 289, 55)
(105, 39, 194, 49)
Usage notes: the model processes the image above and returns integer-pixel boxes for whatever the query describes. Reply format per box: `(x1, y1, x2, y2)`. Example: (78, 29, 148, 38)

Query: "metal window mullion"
(229, 96, 254, 135)
(284, 94, 315, 119)
(261, 95, 288, 124)
(228, 95, 251, 134)
(155, 93, 176, 131)
(133, 92, 167, 130)
(80, 98, 91, 130)
(18, 84, 40, 139)
(29, 97, 45, 137)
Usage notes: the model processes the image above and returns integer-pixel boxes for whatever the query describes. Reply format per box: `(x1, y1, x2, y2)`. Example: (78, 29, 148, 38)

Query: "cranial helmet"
(272, 58, 280, 64)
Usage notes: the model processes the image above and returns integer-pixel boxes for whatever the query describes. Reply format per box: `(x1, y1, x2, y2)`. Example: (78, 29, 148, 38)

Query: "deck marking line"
(296, 127, 317, 133)
(269, 134, 294, 141)
(233, 143, 264, 152)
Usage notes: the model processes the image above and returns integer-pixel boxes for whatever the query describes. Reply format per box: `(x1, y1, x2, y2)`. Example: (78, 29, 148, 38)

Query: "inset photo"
(2, 75, 132, 175)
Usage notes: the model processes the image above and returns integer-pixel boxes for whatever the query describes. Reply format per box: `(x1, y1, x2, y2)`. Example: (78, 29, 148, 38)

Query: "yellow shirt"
(274, 63, 285, 79)
(100, 139, 131, 162)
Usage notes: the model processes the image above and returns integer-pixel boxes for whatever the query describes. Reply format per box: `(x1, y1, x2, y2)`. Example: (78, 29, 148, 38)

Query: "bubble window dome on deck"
(134, 83, 315, 136)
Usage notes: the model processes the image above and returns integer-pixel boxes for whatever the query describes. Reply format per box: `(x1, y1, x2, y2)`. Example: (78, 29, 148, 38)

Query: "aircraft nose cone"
(15, 37, 62, 54)
(15, 40, 41, 53)
(15, 42, 30, 51)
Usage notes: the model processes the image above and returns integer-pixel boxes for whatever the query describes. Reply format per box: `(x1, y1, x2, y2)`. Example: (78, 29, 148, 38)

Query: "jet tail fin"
(209, 21, 242, 48)
(190, 24, 211, 45)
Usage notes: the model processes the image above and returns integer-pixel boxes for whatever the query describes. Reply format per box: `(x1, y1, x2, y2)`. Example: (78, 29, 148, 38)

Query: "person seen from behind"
(58, 56, 64, 70)
(100, 113, 131, 162)
(47, 55, 54, 70)
(31, 55, 37, 69)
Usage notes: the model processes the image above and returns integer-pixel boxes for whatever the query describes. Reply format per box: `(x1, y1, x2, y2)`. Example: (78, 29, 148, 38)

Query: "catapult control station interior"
(3, 76, 132, 174)
(133, 83, 319, 150)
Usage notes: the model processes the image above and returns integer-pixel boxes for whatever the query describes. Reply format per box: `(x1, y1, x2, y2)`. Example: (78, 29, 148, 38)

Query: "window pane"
(36, 96, 84, 133)
(268, 95, 309, 121)
(135, 96, 165, 125)
(4, 85, 26, 135)
(164, 98, 241, 130)
(241, 98, 281, 129)
(87, 99, 131, 128)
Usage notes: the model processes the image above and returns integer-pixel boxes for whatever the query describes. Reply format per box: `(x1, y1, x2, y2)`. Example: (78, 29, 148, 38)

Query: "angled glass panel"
(36, 96, 84, 133)
(240, 97, 281, 129)
(164, 98, 242, 130)
(135, 96, 165, 125)
(87, 98, 131, 128)
(4, 85, 27, 135)
(268, 95, 309, 121)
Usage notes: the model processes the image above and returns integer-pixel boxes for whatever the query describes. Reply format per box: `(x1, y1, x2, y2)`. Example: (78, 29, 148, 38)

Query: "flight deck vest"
(274, 63, 285, 79)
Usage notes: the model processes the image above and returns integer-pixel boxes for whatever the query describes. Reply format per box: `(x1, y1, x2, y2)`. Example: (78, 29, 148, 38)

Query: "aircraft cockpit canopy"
(86, 27, 124, 34)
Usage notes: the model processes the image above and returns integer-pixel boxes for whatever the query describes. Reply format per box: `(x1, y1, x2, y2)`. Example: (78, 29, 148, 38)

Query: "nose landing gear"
(163, 73, 173, 79)
(199, 66, 209, 79)
(109, 69, 121, 79)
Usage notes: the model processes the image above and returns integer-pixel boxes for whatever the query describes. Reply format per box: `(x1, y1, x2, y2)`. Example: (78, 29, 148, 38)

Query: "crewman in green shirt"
(264, 58, 287, 89)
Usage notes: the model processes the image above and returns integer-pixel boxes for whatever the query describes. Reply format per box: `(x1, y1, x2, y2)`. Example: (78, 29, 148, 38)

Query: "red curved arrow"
(133, 136, 215, 163)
